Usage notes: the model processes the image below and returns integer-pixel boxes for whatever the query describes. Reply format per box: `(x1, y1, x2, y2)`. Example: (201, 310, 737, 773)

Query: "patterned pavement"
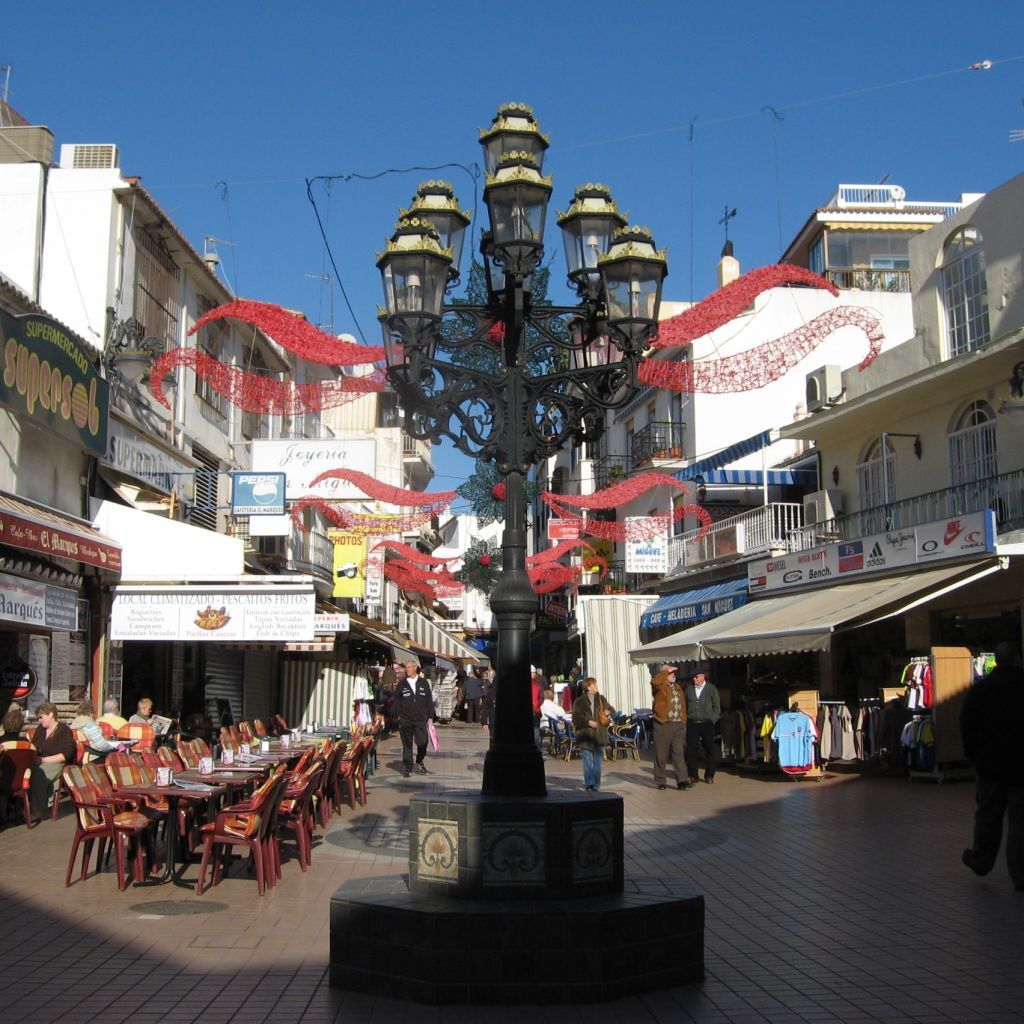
(1, 723, 1022, 1023)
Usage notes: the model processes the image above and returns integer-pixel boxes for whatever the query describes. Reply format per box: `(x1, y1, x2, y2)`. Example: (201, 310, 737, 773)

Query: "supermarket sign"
(748, 509, 995, 594)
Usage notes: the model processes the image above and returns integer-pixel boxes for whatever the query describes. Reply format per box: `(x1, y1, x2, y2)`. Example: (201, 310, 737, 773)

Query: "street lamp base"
(481, 740, 547, 797)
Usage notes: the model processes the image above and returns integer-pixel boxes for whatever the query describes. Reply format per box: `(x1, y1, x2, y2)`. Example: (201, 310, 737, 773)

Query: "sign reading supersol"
(0, 308, 109, 456)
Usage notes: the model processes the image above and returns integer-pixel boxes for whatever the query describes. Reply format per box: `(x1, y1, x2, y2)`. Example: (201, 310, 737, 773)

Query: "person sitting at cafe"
(129, 697, 154, 724)
(30, 702, 76, 818)
(70, 700, 119, 759)
(1, 706, 25, 744)
(97, 698, 127, 732)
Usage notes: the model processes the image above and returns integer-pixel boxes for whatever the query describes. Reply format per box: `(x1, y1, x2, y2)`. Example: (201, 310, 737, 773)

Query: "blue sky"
(5, 2, 1023, 498)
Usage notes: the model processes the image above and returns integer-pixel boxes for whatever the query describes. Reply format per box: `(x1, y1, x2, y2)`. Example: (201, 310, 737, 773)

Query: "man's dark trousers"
(685, 719, 716, 781)
(969, 777, 1024, 887)
(653, 720, 687, 786)
(400, 719, 429, 770)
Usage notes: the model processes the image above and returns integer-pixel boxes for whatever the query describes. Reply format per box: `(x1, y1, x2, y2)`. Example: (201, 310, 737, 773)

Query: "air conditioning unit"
(258, 535, 286, 559)
(59, 143, 120, 169)
(803, 489, 844, 527)
(806, 364, 842, 412)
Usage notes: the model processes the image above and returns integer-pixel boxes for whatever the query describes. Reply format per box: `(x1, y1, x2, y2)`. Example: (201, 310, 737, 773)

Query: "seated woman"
(30, 702, 76, 818)
(69, 699, 120, 760)
(129, 697, 154, 724)
(1, 706, 26, 744)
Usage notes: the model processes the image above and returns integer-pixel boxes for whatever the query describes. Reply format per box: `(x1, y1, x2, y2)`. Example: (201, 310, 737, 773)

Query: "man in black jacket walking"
(960, 642, 1024, 889)
(684, 665, 721, 785)
(395, 660, 436, 777)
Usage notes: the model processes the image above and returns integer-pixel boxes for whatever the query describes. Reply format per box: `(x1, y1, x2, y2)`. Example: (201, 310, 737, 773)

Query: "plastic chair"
(563, 721, 580, 762)
(274, 714, 288, 734)
(608, 719, 641, 761)
(253, 719, 268, 738)
(98, 721, 117, 740)
(63, 765, 150, 890)
(314, 743, 344, 828)
(157, 747, 185, 772)
(277, 762, 323, 871)
(117, 722, 155, 753)
(238, 721, 255, 744)
(546, 716, 567, 758)
(0, 748, 36, 828)
(175, 739, 199, 769)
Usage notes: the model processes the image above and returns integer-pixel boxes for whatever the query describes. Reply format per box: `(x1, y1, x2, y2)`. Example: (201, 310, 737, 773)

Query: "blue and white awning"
(692, 468, 817, 486)
(674, 431, 774, 482)
(640, 577, 749, 630)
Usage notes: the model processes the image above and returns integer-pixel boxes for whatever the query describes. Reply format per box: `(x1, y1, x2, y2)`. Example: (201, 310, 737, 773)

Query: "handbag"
(427, 719, 440, 752)
(597, 702, 612, 727)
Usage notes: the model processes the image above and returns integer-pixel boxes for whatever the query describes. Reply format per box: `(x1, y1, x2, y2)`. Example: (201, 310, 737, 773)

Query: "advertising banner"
(250, 438, 376, 498)
(331, 533, 367, 598)
(549, 518, 580, 541)
(0, 308, 109, 456)
(230, 472, 286, 515)
(314, 612, 350, 633)
(625, 518, 669, 574)
(103, 417, 195, 502)
(748, 509, 996, 594)
(0, 571, 79, 630)
(110, 587, 315, 641)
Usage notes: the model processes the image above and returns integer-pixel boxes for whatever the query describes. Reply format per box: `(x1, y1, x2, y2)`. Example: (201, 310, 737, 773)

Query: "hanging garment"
(818, 707, 832, 760)
(771, 711, 816, 772)
(760, 713, 775, 762)
(830, 704, 843, 755)
(839, 705, 857, 761)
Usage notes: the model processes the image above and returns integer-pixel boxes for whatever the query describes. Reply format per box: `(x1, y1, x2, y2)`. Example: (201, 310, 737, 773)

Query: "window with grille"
(194, 296, 227, 416)
(856, 437, 896, 513)
(948, 401, 997, 485)
(190, 446, 220, 531)
(240, 346, 270, 441)
(134, 227, 180, 350)
(941, 226, 990, 357)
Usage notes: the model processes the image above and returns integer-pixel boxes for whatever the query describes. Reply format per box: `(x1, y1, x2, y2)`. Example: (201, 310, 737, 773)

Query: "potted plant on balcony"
(607, 463, 625, 484)
(668, 444, 682, 458)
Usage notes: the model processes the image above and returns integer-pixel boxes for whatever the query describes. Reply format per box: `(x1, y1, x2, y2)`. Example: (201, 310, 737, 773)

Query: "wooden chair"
(117, 722, 155, 753)
(0, 748, 36, 828)
(63, 765, 150, 890)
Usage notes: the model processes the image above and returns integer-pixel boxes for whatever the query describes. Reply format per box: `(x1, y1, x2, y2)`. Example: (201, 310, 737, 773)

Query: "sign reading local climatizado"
(110, 588, 315, 642)
(747, 509, 996, 594)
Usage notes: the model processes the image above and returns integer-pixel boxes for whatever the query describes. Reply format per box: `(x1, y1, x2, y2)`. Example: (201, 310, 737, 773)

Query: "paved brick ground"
(2, 723, 1022, 1023)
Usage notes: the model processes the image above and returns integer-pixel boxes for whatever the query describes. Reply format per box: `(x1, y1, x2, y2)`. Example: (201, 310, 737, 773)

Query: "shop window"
(941, 226, 990, 357)
(948, 400, 997, 485)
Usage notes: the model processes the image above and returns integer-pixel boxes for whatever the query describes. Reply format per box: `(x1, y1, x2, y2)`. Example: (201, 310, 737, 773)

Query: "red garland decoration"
(189, 300, 386, 366)
(638, 306, 884, 394)
(648, 265, 838, 351)
(478, 554, 492, 566)
(308, 469, 455, 509)
(290, 497, 437, 535)
(542, 472, 689, 513)
(491, 483, 506, 500)
(527, 539, 597, 565)
(370, 540, 454, 567)
(148, 348, 386, 411)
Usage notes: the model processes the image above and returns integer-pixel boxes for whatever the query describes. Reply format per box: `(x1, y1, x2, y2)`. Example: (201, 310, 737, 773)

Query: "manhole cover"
(129, 900, 229, 916)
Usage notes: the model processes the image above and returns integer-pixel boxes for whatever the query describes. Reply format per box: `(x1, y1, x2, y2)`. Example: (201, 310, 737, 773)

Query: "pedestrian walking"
(684, 665, 720, 784)
(572, 676, 614, 792)
(960, 641, 1024, 889)
(463, 670, 484, 724)
(651, 664, 690, 790)
(395, 660, 435, 777)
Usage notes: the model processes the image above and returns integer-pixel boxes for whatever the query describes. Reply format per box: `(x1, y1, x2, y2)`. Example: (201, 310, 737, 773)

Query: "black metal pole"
(481, 275, 546, 797)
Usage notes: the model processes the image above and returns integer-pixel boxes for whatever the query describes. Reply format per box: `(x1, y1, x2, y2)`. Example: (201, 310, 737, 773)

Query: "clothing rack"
(908, 647, 973, 783)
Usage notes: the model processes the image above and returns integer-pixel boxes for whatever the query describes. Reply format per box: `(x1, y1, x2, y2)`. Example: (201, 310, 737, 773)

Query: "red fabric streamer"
(189, 300, 385, 366)
(639, 306, 884, 394)
(542, 472, 689, 514)
(308, 469, 455, 509)
(370, 540, 454, 567)
(648, 265, 838, 351)
(148, 348, 386, 411)
(527, 540, 597, 566)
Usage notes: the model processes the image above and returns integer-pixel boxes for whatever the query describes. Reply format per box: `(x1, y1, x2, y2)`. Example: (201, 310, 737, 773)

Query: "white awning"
(629, 560, 1004, 663)
(405, 609, 488, 665)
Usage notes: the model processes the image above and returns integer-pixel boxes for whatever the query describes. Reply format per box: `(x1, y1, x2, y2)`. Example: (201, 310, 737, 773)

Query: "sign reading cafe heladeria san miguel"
(0, 308, 109, 456)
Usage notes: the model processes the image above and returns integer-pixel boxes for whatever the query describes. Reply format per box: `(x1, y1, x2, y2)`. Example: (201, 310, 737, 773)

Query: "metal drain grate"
(129, 900, 229, 916)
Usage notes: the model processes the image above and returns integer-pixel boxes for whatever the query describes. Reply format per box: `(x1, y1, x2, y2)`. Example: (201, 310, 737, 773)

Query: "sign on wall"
(748, 509, 996, 594)
(250, 438, 376, 498)
(625, 518, 669, 574)
(549, 518, 580, 541)
(104, 418, 195, 502)
(0, 571, 79, 630)
(0, 308, 109, 456)
(331, 533, 367, 598)
(230, 472, 286, 515)
(110, 587, 315, 641)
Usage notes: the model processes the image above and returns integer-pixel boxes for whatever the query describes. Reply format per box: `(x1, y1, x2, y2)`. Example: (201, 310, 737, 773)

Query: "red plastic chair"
(253, 719, 268, 738)
(275, 714, 288, 734)
(117, 722, 155, 753)
(175, 739, 199, 769)
(0, 748, 36, 828)
(157, 747, 185, 772)
(190, 738, 213, 760)
(63, 765, 150, 890)
(238, 721, 255, 744)
(98, 721, 117, 740)
(277, 763, 324, 871)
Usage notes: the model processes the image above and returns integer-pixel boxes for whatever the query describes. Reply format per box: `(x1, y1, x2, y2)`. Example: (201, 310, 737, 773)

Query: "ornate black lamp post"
(376, 103, 667, 798)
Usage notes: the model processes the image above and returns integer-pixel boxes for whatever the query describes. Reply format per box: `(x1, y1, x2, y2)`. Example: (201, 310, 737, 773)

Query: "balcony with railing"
(668, 503, 804, 572)
(593, 454, 629, 490)
(286, 525, 334, 585)
(579, 559, 628, 594)
(786, 469, 1024, 552)
(630, 421, 685, 465)
(824, 267, 911, 293)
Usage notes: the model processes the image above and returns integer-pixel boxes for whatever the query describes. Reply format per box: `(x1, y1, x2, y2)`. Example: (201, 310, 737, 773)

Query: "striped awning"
(640, 577, 749, 630)
(692, 468, 817, 486)
(405, 610, 488, 665)
(674, 431, 774, 482)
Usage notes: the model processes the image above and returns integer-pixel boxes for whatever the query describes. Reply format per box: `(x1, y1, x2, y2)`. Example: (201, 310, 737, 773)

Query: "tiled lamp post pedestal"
(329, 790, 704, 1004)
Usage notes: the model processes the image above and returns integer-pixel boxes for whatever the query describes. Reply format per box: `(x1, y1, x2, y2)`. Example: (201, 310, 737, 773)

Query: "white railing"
(667, 503, 803, 571)
(830, 184, 961, 218)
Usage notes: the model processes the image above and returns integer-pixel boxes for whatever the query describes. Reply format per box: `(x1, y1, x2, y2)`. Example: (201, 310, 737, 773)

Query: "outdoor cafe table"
(177, 768, 264, 803)
(114, 781, 226, 887)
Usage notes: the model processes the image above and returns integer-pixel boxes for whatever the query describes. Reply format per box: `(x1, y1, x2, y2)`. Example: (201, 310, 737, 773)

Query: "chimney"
(717, 239, 739, 288)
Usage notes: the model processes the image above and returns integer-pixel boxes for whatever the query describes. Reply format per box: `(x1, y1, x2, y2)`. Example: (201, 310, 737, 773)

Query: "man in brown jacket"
(651, 664, 691, 790)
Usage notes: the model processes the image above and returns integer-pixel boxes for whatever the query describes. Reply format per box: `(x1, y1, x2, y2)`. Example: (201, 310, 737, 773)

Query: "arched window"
(941, 226, 990, 357)
(948, 400, 998, 485)
(857, 437, 896, 512)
